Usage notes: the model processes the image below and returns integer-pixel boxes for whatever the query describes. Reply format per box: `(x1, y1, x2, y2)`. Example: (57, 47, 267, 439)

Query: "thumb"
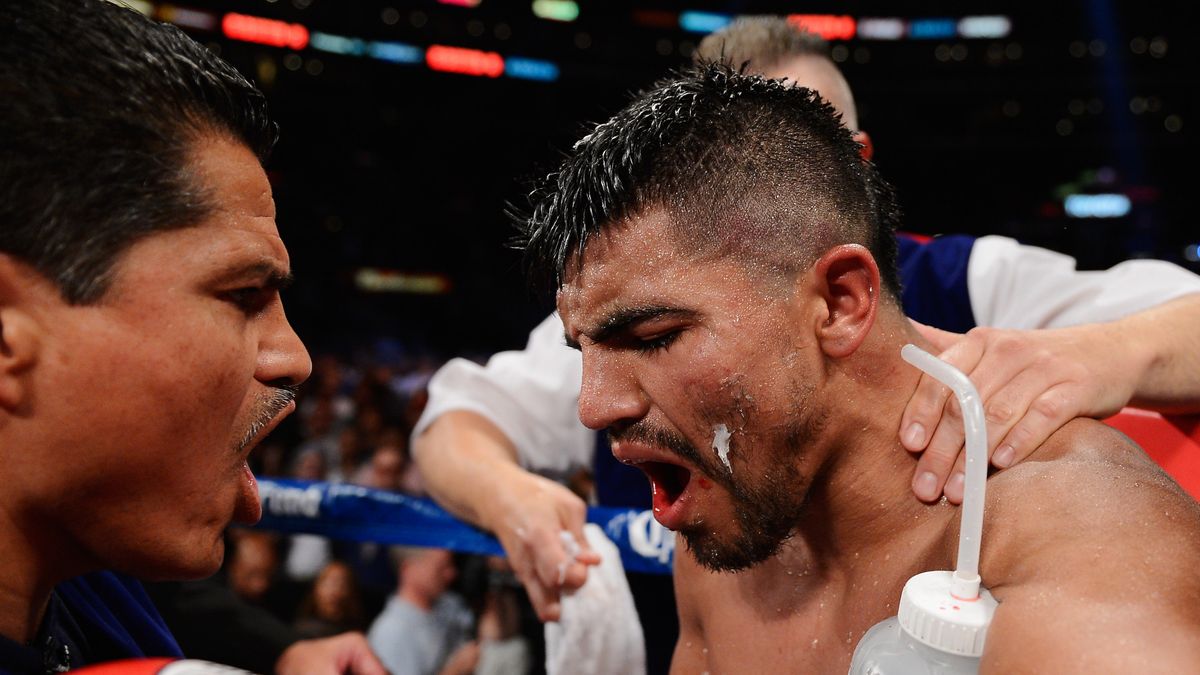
(569, 524, 602, 565)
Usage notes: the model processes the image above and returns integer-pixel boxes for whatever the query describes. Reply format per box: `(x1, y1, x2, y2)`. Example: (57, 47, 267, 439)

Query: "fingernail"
(914, 471, 938, 501)
(903, 423, 926, 449)
(947, 471, 965, 496)
(993, 445, 1015, 468)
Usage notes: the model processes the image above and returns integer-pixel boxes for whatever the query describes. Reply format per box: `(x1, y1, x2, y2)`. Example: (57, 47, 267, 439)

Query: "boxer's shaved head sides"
(519, 62, 902, 298)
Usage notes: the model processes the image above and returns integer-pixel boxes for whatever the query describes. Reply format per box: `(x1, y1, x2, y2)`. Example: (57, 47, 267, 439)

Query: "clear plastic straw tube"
(901, 344, 987, 600)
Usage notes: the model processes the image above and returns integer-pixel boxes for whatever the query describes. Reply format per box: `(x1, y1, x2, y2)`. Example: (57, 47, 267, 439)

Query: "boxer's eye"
(633, 331, 680, 354)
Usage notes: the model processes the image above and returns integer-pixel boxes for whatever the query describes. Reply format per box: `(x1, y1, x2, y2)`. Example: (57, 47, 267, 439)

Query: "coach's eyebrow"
(214, 260, 295, 290)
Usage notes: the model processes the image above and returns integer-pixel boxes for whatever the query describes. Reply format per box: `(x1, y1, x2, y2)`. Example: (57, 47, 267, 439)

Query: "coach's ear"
(810, 244, 880, 359)
(852, 130, 874, 161)
(0, 255, 43, 411)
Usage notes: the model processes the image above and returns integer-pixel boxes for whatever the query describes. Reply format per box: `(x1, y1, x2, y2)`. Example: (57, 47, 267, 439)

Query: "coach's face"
(10, 133, 311, 579)
(558, 209, 833, 572)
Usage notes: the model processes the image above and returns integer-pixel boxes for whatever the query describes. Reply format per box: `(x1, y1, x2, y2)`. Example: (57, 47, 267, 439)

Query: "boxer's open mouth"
(641, 461, 692, 505)
(612, 439, 702, 529)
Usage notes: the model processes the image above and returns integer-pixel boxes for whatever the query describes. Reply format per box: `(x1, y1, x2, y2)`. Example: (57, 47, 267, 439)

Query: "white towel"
(545, 524, 647, 675)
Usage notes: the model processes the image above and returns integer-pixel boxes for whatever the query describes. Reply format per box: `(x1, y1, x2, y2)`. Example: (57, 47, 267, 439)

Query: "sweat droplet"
(712, 424, 732, 473)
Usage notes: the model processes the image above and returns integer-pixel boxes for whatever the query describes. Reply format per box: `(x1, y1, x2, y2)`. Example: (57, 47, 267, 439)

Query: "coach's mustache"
(237, 385, 299, 454)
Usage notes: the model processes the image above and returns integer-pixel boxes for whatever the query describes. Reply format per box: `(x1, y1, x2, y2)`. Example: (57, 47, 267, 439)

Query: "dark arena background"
(114, 0, 1198, 359)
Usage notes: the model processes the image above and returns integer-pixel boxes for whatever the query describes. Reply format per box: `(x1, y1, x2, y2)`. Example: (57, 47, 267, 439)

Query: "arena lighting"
(1063, 193, 1132, 218)
(958, 15, 1012, 39)
(310, 31, 366, 57)
(532, 0, 579, 22)
(367, 41, 423, 65)
(787, 15, 856, 41)
(632, 9, 677, 29)
(505, 56, 560, 81)
(222, 13, 309, 50)
(908, 18, 957, 40)
(158, 5, 218, 31)
(857, 17, 906, 40)
(426, 45, 504, 77)
(679, 11, 732, 34)
(109, 0, 153, 16)
(354, 269, 451, 295)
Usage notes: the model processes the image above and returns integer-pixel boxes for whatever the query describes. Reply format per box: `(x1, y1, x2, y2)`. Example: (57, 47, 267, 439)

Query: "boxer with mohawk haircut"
(523, 62, 1200, 672)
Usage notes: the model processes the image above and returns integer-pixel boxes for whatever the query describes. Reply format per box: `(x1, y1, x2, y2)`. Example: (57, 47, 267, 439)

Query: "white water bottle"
(848, 570, 997, 674)
(849, 346, 998, 674)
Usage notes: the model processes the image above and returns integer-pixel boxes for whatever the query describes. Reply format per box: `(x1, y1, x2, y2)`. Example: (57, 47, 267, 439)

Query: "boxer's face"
(559, 209, 830, 572)
(25, 133, 311, 579)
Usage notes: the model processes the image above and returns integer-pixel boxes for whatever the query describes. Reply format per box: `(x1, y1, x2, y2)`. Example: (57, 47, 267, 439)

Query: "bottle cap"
(897, 570, 998, 657)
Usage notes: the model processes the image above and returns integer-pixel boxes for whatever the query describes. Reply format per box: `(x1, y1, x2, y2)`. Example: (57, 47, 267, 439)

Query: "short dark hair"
(0, 0, 278, 303)
(519, 62, 901, 297)
(695, 16, 831, 71)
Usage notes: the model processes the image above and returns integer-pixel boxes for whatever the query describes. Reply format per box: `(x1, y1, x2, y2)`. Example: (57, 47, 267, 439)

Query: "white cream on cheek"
(712, 423, 732, 474)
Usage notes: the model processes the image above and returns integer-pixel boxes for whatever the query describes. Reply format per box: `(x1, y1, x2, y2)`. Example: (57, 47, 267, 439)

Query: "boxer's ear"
(0, 255, 44, 410)
(810, 244, 880, 359)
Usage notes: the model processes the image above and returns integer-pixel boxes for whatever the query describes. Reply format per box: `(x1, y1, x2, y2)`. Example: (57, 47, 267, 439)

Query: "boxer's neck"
(781, 329, 961, 589)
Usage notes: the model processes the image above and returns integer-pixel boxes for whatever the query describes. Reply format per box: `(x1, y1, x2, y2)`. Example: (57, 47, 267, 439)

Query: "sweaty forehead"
(558, 211, 687, 323)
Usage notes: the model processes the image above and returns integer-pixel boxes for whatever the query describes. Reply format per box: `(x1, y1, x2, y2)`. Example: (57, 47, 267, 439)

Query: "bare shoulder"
(984, 418, 1200, 583)
(977, 418, 1200, 671)
(989, 418, 1196, 524)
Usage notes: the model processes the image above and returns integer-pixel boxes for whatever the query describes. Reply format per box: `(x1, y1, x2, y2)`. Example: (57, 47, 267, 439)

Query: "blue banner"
(254, 479, 674, 575)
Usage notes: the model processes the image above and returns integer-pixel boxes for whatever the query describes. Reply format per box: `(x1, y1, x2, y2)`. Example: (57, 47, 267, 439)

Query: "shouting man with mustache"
(0, 2, 379, 672)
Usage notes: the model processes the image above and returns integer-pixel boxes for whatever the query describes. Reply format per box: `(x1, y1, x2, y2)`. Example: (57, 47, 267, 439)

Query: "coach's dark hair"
(0, 0, 278, 303)
(519, 62, 901, 297)
(695, 15, 831, 72)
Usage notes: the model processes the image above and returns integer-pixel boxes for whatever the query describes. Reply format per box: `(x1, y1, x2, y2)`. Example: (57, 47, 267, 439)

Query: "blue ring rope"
(253, 478, 674, 575)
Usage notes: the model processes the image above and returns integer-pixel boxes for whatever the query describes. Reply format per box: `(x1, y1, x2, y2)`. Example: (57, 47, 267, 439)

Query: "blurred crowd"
(225, 346, 552, 675)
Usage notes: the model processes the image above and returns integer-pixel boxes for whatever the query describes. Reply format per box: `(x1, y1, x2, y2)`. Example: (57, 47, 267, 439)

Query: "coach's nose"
(257, 300, 312, 389)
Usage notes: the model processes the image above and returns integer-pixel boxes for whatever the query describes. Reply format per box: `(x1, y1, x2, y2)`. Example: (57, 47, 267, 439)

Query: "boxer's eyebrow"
(565, 305, 697, 350)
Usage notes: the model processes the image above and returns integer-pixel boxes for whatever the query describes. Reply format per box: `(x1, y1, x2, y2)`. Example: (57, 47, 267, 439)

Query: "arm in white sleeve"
(959, 235, 1200, 412)
(967, 234, 1200, 329)
(413, 313, 593, 476)
(412, 315, 602, 622)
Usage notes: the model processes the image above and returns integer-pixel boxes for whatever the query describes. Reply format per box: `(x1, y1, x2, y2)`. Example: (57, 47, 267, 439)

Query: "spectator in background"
(227, 532, 281, 606)
(368, 548, 477, 675)
(355, 443, 407, 492)
(304, 355, 356, 423)
(295, 561, 366, 640)
(283, 450, 335, 583)
(474, 558, 533, 675)
(354, 404, 389, 452)
(293, 447, 330, 482)
(329, 427, 369, 483)
(294, 395, 342, 468)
